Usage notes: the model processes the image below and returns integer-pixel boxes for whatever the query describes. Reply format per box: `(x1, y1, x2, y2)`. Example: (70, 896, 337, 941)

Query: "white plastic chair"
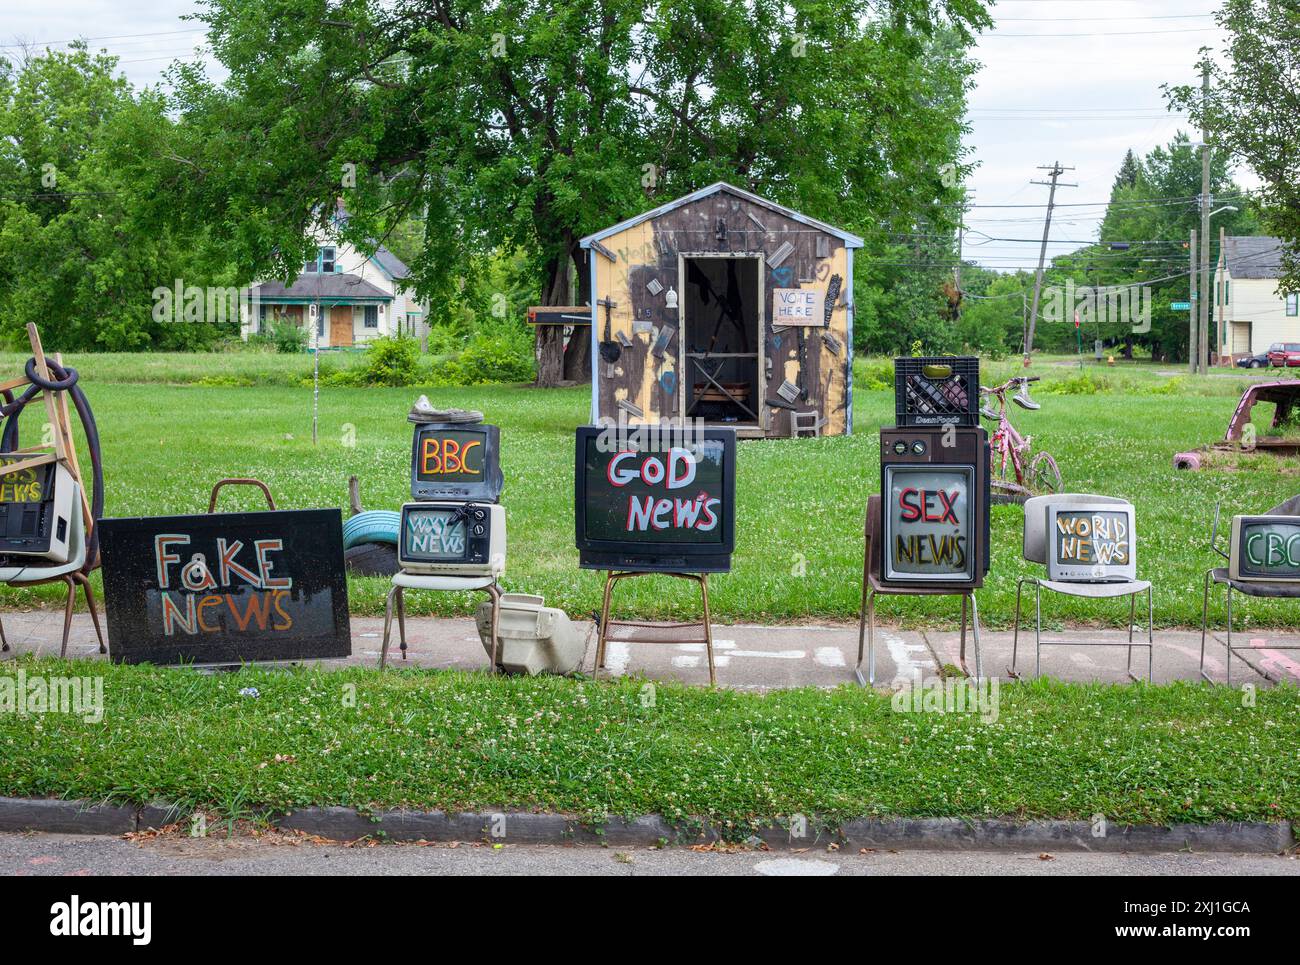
(0, 483, 105, 659)
(1013, 493, 1153, 681)
(380, 556, 504, 669)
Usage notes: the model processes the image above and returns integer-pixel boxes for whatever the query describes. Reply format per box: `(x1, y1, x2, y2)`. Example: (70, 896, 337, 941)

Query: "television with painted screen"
(1044, 501, 1136, 583)
(574, 426, 736, 572)
(410, 423, 503, 502)
(1229, 515, 1300, 582)
(398, 501, 505, 576)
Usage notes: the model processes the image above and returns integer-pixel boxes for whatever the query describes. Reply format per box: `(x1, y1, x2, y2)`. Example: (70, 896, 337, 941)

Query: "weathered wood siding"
(592, 191, 852, 438)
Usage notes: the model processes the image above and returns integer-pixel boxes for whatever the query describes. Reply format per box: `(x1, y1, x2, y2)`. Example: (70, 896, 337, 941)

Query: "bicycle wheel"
(1029, 451, 1062, 495)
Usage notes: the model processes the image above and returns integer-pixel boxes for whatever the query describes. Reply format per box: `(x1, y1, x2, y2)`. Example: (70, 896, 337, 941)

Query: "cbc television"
(574, 426, 736, 573)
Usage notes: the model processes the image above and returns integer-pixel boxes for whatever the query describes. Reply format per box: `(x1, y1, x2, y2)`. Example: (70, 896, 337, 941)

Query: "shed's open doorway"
(679, 254, 764, 430)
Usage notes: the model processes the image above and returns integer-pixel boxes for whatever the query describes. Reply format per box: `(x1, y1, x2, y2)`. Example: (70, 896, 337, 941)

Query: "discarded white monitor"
(1229, 515, 1300, 582)
(398, 502, 505, 577)
(0, 458, 75, 565)
(1044, 501, 1136, 583)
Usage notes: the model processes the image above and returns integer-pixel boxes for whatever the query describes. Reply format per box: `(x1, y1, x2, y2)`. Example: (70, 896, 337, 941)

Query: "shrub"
(354, 334, 424, 386)
(248, 319, 309, 354)
(432, 330, 534, 385)
(1042, 372, 1107, 396)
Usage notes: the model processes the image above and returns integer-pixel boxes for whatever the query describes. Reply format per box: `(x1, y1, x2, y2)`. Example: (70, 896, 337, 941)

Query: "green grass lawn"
(1, 656, 1295, 826)
(2, 351, 1298, 629)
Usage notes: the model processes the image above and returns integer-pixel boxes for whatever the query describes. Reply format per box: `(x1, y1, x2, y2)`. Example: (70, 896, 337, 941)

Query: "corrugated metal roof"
(1223, 235, 1286, 279)
(579, 182, 865, 249)
(252, 273, 392, 300)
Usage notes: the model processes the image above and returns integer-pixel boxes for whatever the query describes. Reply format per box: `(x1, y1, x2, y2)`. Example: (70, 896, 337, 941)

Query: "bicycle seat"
(1013, 386, 1041, 410)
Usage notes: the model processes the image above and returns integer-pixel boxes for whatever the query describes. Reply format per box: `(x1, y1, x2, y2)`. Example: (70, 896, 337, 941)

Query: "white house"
(1214, 236, 1295, 360)
(242, 204, 429, 348)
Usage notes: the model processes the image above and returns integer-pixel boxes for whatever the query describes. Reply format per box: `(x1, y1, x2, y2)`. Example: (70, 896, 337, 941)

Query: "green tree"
(0, 46, 230, 350)
(1167, 0, 1300, 291)
(162, 0, 991, 382)
(1042, 134, 1258, 362)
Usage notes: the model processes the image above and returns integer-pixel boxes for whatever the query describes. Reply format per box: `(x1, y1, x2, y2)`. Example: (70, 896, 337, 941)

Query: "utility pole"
(1197, 64, 1212, 374)
(1024, 161, 1076, 366)
(954, 192, 972, 324)
(1189, 228, 1198, 374)
(1218, 223, 1226, 360)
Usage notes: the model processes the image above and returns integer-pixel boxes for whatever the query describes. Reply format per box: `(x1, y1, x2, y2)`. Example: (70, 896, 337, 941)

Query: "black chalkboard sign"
(98, 509, 351, 665)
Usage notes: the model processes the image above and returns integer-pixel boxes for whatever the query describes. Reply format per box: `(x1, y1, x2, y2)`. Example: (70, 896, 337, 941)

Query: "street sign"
(1170, 301, 1191, 311)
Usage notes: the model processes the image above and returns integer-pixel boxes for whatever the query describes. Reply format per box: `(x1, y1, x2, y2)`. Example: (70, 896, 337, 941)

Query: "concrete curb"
(0, 798, 1291, 853)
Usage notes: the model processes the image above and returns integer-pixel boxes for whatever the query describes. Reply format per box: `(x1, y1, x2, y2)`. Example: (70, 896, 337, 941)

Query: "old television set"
(1229, 515, 1300, 582)
(879, 425, 989, 588)
(398, 501, 505, 576)
(410, 423, 503, 502)
(0, 457, 75, 565)
(1044, 501, 1136, 583)
(574, 425, 736, 573)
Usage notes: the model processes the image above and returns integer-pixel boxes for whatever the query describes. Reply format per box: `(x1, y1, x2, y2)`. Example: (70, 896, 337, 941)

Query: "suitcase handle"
(208, 477, 276, 513)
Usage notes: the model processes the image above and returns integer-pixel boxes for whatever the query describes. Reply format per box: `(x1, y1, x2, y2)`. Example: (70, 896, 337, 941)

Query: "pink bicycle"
(979, 375, 1061, 504)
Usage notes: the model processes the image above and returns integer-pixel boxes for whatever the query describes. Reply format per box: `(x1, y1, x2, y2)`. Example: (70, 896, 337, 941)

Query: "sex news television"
(574, 425, 736, 573)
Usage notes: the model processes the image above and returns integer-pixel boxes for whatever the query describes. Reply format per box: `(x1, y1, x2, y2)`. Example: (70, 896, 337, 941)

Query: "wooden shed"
(579, 182, 863, 439)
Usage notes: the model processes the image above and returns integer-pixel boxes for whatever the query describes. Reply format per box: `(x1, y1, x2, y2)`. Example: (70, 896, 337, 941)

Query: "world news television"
(400, 420, 505, 577)
(0, 456, 75, 565)
(574, 422, 736, 573)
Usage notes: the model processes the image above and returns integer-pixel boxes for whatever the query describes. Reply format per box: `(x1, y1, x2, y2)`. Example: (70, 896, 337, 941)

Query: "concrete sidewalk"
(2, 608, 1298, 689)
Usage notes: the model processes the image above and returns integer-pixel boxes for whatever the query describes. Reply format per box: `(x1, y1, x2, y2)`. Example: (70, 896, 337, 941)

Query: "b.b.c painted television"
(398, 501, 505, 576)
(1045, 501, 1136, 582)
(410, 423, 503, 502)
(1229, 515, 1300, 582)
(574, 426, 736, 573)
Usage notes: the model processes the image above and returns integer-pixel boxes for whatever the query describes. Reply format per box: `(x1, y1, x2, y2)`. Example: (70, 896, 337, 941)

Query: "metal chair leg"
(1034, 582, 1043, 678)
(1225, 584, 1233, 688)
(1126, 592, 1137, 682)
(1147, 585, 1154, 682)
(968, 591, 982, 684)
(595, 571, 616, 675)
(959, 594, 968, 673)
(1199, 569, 1214, 683)
(855, 577, 870, 686)
(396, 586, 407, 660)
(487, 583, 501, 673)
(0, 612, 7, 653)
(700, 574, 715, 687)
(379, 583, 398, 668)
(867, 591, 877, 686)
(1011, 578, 1026, 676)
(59, 575, 75, 659)
(76, 573, 107, 655)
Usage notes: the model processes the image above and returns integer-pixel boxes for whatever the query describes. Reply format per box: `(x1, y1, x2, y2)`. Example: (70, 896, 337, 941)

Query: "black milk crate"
(894, 356, 979, 427)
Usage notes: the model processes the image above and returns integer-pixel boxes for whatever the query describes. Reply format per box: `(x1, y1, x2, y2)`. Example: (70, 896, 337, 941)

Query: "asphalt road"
(2, 832, 1297, 876)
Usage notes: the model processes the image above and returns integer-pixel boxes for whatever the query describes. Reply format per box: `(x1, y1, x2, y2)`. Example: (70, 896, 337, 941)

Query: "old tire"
(342, 510, 401, 549)
(344, 541, 400, 577)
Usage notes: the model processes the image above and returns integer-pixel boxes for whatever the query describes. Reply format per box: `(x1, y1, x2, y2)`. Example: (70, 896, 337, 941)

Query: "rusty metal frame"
(594, 570, 715, 686)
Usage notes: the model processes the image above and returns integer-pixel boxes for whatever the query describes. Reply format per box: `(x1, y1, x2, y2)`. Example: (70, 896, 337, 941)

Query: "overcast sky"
(0, 1, 1244, 270)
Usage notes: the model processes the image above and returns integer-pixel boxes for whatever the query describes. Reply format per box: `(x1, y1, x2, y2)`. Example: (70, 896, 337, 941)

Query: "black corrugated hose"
(0, 358, 104, 571)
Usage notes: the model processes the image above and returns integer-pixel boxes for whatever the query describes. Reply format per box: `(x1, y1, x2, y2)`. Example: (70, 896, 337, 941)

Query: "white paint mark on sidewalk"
(754, 858, 839, 877)
(604, 641, 630, 676)
(881, 629, 932, 687)
(814, 646, 846, 668)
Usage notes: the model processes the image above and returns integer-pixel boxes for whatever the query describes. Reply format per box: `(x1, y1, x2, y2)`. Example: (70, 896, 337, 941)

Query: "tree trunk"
(535, 249, 570, 388)
(562, 246, 592, 382)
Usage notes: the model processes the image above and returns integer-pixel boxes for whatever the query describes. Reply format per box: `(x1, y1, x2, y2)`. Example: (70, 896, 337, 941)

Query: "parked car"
(1236, 352, 1270, 368)
(1266, 342, 1300, 367)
